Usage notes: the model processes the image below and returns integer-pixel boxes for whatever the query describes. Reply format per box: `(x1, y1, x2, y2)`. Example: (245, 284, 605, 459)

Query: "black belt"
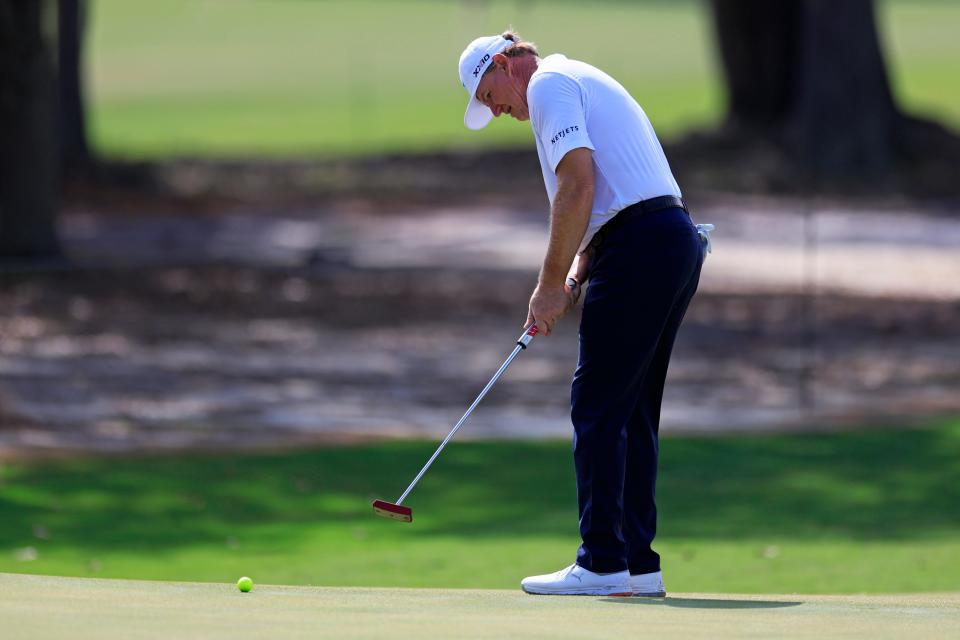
(583, 195, 687, 253)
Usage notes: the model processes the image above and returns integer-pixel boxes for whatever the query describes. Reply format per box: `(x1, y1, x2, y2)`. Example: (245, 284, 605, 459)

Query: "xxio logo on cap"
(472, 54, 491, 77)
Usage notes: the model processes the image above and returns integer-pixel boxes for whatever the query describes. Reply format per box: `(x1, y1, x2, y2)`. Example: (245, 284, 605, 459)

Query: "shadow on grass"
(0, 420, 958, 553)
(600, 597, 803, 609)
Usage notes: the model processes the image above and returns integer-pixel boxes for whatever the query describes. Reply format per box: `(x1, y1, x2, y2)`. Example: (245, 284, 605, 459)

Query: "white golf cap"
(458, 35, 514, 130)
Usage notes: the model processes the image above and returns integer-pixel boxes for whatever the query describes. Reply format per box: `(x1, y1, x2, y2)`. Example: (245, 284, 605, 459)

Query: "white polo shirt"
(527, 54, 681, 251)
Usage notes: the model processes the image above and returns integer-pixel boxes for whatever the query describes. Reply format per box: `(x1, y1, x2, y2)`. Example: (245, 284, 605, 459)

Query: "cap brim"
(464, 95, 493, 130)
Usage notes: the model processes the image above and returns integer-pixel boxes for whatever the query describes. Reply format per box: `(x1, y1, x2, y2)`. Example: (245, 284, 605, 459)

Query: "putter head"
(372, 499, 413, 523)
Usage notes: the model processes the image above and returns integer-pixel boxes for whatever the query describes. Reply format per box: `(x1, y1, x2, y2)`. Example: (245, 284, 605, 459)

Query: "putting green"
(2, 573, 957, 639)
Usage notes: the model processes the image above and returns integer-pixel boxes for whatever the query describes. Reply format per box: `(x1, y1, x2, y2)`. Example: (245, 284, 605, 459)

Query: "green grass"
(84, 0, 960, 158)
(86, 0, 720, 157)
(882, 0, 960, 125)
(3, 574, 959, 640)
(2, 420, 959, 594)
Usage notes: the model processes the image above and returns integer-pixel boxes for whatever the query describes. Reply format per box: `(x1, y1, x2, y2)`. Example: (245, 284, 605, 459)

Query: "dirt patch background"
(1, 189, 958, 456)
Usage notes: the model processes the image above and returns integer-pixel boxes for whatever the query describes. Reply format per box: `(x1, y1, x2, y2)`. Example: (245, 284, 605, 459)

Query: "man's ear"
(492, 52, 509, 75)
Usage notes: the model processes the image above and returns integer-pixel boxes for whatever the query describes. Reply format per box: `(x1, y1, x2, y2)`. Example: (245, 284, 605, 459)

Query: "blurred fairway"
(2, 420, 959, 594)
(3, 574, 959, 640)
(86, 0, 960, 158)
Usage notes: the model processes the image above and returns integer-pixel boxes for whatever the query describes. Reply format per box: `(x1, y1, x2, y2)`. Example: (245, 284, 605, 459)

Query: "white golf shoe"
(629, 570, 666, 597)
(521, 564, 632, 596)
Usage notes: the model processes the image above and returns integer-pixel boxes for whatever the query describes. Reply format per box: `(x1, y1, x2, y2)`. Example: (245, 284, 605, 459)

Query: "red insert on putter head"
(372, 499, 413, 523)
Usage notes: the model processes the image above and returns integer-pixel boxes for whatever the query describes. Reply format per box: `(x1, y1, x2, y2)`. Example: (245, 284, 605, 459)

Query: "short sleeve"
(528, 72, 595, 173)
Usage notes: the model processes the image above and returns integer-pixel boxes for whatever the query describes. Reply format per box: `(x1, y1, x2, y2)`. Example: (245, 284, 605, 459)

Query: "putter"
(372, 323, 540, 523)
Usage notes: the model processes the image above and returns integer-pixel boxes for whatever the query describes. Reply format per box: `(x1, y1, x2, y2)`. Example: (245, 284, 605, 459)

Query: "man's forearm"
(539, 179, 593, 287)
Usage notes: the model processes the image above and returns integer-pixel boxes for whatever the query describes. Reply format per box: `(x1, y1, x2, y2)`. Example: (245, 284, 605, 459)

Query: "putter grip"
(517, 323, 538, 348)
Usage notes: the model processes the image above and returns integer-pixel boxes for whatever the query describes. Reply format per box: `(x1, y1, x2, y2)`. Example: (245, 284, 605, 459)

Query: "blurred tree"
(59, 0, 90, 174)
(709, 0, 959, 186)
(0, 0, 62, 261)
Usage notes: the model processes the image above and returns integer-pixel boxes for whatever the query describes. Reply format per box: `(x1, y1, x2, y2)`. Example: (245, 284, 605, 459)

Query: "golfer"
(458, 31, 708, 596)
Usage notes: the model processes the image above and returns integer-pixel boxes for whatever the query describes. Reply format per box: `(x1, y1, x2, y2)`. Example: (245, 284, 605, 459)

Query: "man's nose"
(491, 104, 503, 117)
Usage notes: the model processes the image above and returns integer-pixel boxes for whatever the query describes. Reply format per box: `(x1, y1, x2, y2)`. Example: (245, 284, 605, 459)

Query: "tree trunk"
(0, 0, 62, 261)
(710, 0, 904, 180)
(786, 0, 898, 175)
(711, 0, 801, 128)
(59, 0, 91, 174)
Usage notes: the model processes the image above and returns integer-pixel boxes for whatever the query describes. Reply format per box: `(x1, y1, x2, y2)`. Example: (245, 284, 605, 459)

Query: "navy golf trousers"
(572, 205, 703, 575)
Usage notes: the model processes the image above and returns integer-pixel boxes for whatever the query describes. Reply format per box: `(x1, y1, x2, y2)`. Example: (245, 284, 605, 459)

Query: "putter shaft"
(394, 325, 538, 505)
